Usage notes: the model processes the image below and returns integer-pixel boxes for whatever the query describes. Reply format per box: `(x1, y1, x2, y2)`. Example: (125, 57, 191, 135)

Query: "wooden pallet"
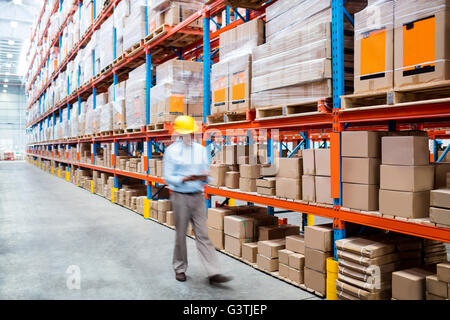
(144, 24, 203, 48)
(146, 123, 165, 131)
(124, 128, 142, 133)
(124, 40, 144, 58)
(206, 0, 267, 9)
(99, 131, 113, 136)
(255, 99, 331, 120)
(341, 90, 394, 109)
(256, 106, 286, 119)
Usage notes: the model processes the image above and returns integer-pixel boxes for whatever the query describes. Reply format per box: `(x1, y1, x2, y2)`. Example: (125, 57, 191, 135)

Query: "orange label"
(403, 16, 436, 72)
(360, 28, 386, 76)
(169, 94, 184, 114)
(214, 77, 226, 104)
(231, 71, 246, 102)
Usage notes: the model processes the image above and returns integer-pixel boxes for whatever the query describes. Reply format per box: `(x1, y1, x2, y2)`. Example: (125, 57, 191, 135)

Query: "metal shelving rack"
(26, 0, 450, 250)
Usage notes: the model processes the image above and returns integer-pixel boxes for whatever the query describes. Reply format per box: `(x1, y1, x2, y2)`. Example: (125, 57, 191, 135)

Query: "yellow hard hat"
(173, 115, 199, 134)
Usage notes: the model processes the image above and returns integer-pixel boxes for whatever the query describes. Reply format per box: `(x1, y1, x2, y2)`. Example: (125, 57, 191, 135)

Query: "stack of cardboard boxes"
(278, 235, 306, 285)
(392, 267, 435, 300)
(314, 149, 333, 205)
(257, 239, 286, 272)
(426, 262, 450, 300)
(207, 207, 236, 250)
(304, 224, 333, 296)
(341, 131, 382, 211)
(379, 135, 434, 219)
(256, 177, 276, 196)
(239, 164, 261, 192)
(430, 189, 450, 229)
(224, 215, 255, 257)
(422, 239, 448, 266)
(276, 158, 303, 200)
(302, 149, 316, 202)
(156, 199, 172, 224)
(148, 1, 202, 34)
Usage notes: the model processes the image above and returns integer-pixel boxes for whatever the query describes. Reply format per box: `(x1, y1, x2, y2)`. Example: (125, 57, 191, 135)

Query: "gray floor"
(0, 161, 318, 300)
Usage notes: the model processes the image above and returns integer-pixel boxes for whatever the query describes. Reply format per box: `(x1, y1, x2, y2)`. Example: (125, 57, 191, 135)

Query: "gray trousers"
(171, 191, 220, 277)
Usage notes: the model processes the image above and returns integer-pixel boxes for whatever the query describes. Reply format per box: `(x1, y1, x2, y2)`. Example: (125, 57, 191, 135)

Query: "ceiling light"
(13, 0, 22, 4)
(3, 85, 8, 88)
(2, 90, 6, 93)
(7, 53, 12, 58)
(8, 40, 15, 46)
(5, 79, 8, 83)
(10, 21, 18, 28)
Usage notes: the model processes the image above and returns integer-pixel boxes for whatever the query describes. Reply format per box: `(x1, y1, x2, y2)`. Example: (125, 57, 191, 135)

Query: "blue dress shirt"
(163, 138, 211, 193)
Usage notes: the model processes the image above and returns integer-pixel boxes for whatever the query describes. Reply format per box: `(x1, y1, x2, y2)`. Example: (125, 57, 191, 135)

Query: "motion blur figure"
(163, 115, 232, 284)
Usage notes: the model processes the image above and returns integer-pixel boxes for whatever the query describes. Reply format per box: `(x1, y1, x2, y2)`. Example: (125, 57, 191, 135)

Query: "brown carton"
(207, 207, 234, 230)
(224, 235, 250, 257)
(224, 145, 238, 165)
(379, 189, 430, 218)
(335, 236, 396, 258)
(275, 177, 301, 200)
(392, 268, 435, 300)
(302, 175, 316, 202)
(437, 262, 450, 282)
(288, 266, 304, 284)
(426, 292, 447, 300)
(342, 131, 383, 158)
(304, 267, 326, 296)
(286, 235, 305, 254)
(342, 157, 380, 184)
(278, 249, 293, 265)
(435, 162, 450, 188)
(426, 275, 448, 298)
(257, 186, 276, 196)
(166, 211, 174, 226)
(380, 165, 434, 192)
(302, 149, 315, 175)
(208, 227, 224, 250)
(209, 164, 228, 186)
(381, 136, 429, 166)
(305, 247, 332, 273)
(431, 189, 450, 209)
(276, 158, 303, 178)
(242, 242, 258, 263)
(336, 250, 399, 267)
(289, 253, 305, 270)
(336, 279, 391, 300)
(315, 149, 330, 176)
(305, 224, 333, 252)
(157, 210, 167, 223)
(315, 176, 333, 204)
(157, 199, 172, 212)
(342, 183, 379, 211)
(239, 177, 257, 192)
(279, 263, 290, 278)
(430, 207, 450, 226)
(257, 254, 279, 272)
(224, 215, 254, 239)
(258, 225, 284, 241)
(225, 171, 240, 189)
(239, 164, 261, 179)
(258, 239, 286, 259)
(256, 177, 276, 188)
(279, 224, 300, 237)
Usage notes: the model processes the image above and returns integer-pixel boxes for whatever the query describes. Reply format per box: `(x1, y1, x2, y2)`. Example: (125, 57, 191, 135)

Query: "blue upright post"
(146, 48, 151, 126)
(78, 96, 81, 115)
(203, 11, 211, 124)
(226, 6, 231, 25)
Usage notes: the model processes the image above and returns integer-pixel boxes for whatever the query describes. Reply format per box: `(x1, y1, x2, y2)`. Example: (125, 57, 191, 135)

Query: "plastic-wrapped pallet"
(100, 102, 113, 133)
(98, 15, 114, 72)
(148, 0, 202, 34)
(123, 0, 147, 52)
(125, 64, 147, 130)
(109, 80, 127, 131)
(114, 0, 130, 59)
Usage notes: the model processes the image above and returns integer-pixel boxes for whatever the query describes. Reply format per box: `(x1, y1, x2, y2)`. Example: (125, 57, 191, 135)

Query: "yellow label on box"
(403, 16, 436, 72)
(169, 95, 185, 114)
(231, 71, 246, 102)
(361, 28, 386, 76)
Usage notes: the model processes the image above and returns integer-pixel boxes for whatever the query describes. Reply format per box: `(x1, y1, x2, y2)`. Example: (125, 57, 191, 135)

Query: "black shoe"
(176, 272, 186, 282)
(209, 274, 232, 284)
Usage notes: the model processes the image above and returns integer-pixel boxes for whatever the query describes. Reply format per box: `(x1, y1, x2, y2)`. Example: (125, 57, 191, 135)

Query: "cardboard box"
(258, 225, 284, 241)
(157, 210, 167, 223)
(278, 249, 293, 265)
(302, 175, 316, 202)
(315, 149, 330, 176)
(430, 207, 450, 226)
(207, 207, 235, 230)
(426, 275, 448, 298)
(305, 224, 333, 252)
(258, 239, 286, 259)
(279, 224, 300, 237)
(257, 254, 279, 272)
(225, 171, 240, 189)
(381, 136, 430, 166)
(302, 149, 315, 175)
(426, 292, 447, 300)
(239, 164, 261, 179)
(279, 263, 290, 278)
(380, 189, 430, 218)
(435, 162, 450, 188)
(210, 164, 228, 186)
(257, 186, 276, 196)
(229, 54, 252, 112)
(315, 176, 333, 205)
(342, 157, 380, 185)
(337, 249, 399, 267)
(335, 236, 396, 258)
(211, 60, 229, 113)
(305, 268, 326, 296)
(342, 183, 379, 211)
(437, 262, 450, 283)
(256, 177, 276, 188)
(380, 165, 434, 192)
(392, 268, 435, 300)
(286, 235, 305, 254)
(276, 177, 301, 200)
(276, 158, 303, 178)
(289, 253, 305, 270)
(224, 145, 238, 165)
(305, 247, 332, 273)
(208, 227, 224, 250)
(157, 199, 171, 212)
(431, 189, 450, 209)
(239, 177, 257, 192)
(224, 215, 254, 239)
(342, 131, 383, 158)
(288, 266, 304, 284)
(166, 211, 174, 226)
(242, 242, 258, 263)
(224, 235, 250, 257)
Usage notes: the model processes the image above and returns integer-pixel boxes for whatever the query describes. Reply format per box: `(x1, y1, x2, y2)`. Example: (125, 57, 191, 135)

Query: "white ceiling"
(0, 0, 41, 87)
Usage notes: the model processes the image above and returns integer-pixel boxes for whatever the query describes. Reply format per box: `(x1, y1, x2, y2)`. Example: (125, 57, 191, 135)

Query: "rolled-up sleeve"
(163, 147, 184, 187)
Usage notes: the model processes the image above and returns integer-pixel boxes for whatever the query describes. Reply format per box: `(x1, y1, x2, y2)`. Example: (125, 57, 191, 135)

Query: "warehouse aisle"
(0, 162, 318, 300)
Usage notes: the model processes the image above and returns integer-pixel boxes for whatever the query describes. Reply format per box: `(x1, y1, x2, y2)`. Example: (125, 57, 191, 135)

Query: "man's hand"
(182, 175, 197, 183)
(182, 175, 208, 183)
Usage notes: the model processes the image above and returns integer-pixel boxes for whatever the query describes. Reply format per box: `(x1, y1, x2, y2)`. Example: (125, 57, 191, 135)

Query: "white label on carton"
(111, 143, 115, 155)
(144, 142, 148, 155)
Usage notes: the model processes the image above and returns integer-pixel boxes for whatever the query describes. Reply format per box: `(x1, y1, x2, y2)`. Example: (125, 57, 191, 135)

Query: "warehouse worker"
(163, 115, 232, 284)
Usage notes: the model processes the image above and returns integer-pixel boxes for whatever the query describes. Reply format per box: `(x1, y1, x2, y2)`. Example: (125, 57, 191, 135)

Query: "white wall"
(0, 85, 26, 155)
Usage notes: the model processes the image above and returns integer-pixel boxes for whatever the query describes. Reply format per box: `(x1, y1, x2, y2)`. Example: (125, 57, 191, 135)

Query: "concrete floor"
(0, 161, 319, 300)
